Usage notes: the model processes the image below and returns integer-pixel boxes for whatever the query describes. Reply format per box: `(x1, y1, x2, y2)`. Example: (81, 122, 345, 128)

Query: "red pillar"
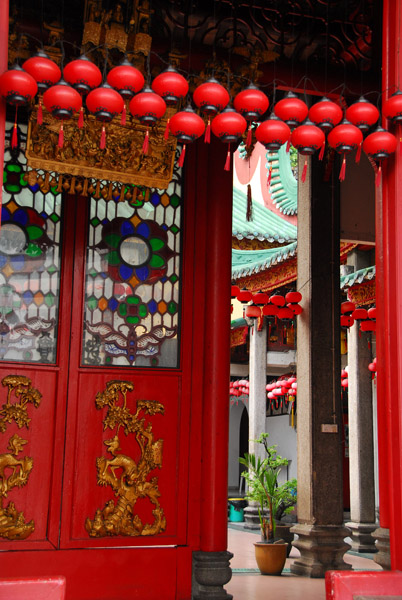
(0, 0, 8, 212)
(379, 0, 402, 569)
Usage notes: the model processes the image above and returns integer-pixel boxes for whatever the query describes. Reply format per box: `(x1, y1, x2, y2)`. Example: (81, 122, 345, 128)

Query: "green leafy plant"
(239, 433, 297, 542)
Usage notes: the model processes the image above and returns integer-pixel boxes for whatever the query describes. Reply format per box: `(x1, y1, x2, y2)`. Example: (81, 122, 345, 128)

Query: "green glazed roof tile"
(266, 145, 298, 215)
(231, 318, 247, 329)
(340, 266, 376, 289)
(232, 187, 297, 243)
(232, 241, 297, 279)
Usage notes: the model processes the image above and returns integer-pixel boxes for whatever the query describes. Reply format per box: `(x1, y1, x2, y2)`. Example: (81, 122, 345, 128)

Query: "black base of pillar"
(290, 524, 352, 578)
(345, 521, 377, 553)
(192, 551, 233, 600)
(372, 527, 391, 570)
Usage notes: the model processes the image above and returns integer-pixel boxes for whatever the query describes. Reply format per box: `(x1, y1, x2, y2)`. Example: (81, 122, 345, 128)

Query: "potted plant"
(239, 433, 297, 575)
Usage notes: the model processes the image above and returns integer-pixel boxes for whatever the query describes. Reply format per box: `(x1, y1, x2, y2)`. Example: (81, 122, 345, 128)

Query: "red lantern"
(23, 51, 61, 93)
(291, 120, 325, 182)
(341, 300, 355, 314)
(328, 120, 363, 181)
(288, 303, 303, 315)
(270, 294, 285, 307)
(63, 55, 102, 95)
(341, 315, 354, 328)
(43, 80, 82, 148)
(274, 91, 308, 129)
(151, 65, 188, 106)
(231, 285, 240, 298)
(277, 306, 294, 320)
(86, 83, 124, 149)
(262, 304, 279, 317)
(309, 97, 343, 133)
(129, 86, 167, 155)
(346, 97, 379, 133)
(368, 362, 377, 372)
(245, 305, 261, 319)
(0, 65, 38, 148)
(383, 90, 402, 123)
(368, 307, 377, 320)
(351, 308, 368, 320)
(237, 290, 252, 303)
(341, 369, 348, 378)
(285, 291, 302, 303)
(255, 115, 291, 151)
(107, 59, 144, 100)
(252, 292, 269, 305)
(341, 378, 349, 388)
(169, 105, 205, 166)
(233, 83, 269, 145)
(360, 320, 376, 332)
(363, 126, 397, 186)
(193, 78, 230, 143)
(211, 106, 247, 170)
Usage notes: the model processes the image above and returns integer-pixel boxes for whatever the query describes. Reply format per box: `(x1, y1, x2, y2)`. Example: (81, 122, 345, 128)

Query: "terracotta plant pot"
(254, 541, 288, 575)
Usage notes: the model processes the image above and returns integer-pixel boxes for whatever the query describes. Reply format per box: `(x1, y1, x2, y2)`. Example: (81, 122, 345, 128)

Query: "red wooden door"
(0, 155, 197, 598)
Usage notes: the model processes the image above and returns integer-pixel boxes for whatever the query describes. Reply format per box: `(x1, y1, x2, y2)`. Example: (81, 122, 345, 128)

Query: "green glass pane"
(170, 274, 178, 283)
(50, 185, 59, 195)
(19, 174, 28, 187)
(170, 225, 179, 234)
(48, 265, 57, 273)
(88, 268, 97, 278)
(119, 303, 127, 316)
(127, 296, 139, 305)
(50, 213, 60, 223)
(45, 293, 55, 307)
(91, 217, 100, 227)
(8, 164, 22, 173)
(3, 169, 6, 183)
(170, 194, 180, 207)
(168, 301, 177, 315)
(105, 356, 112, 364)
(4, 184, 20, 193)
(87, 296, 98, 311)
(105, 250, 120, 265)
(127, 315, 139, 324)
(26, 243, 42, 257)
(104, 233, 121, 248)
(138, 304, 147, 317)
(150, 238, 165, 251)
(26, 225, 44, 241)
(149, 254, 165, 268)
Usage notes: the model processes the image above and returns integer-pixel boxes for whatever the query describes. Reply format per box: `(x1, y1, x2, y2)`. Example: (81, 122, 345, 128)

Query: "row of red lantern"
(2, 51, 399, 176)
(229, 379, 249, 397)
(231, 286, 303, 320)
(266, 376, 297, 400)
(341, 302, 376, 332)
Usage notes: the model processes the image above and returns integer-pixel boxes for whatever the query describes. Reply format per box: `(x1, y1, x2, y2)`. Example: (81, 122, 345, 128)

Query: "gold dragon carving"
(0, 375, 42, 540)
(85, 380, 166, 538)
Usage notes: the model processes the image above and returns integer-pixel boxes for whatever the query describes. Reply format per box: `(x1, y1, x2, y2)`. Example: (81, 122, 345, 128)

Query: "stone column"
(290, 154, 351, 578)
(345, 252, 377, 552)
(244, 319, 267, 530)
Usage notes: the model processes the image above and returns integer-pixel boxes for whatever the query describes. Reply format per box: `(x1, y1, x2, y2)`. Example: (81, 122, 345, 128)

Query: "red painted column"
(379, 0, 402, 570)
(0, 0, 9, 213)
(199, 140, 233, 552)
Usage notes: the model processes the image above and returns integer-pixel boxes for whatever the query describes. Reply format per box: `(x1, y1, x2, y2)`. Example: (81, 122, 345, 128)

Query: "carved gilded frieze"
(26, 108, 177, 192)
(236, 260, 297, 294)
(347, 280, 376, 306)
(86, 380, 166, 538)
(0, 375, 42, 540)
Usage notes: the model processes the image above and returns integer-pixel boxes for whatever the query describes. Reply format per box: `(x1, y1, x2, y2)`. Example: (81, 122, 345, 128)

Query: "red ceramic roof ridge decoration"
(211, 106, 247, 143)
(233, 83, 269, 121)
(22, 51, 61, 93)
(309, 97, 343, 132)
(151, 65, 188, 106)
(107, 59, 145, 100)
(86, 83, 124, 122)
(0, 65, 38, 106)
(193, 77, 230, 115)
(273, 91, 308, 128)
(63, 55, 102, 95)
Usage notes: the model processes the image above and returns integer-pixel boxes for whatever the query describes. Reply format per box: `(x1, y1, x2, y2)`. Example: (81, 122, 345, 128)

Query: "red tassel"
(319, 139, 325, 161)
(164, 118, 170, 141)
(301, 158, 307, 182)
(286, 138, 291, 152)
(100, 125, 106, 149)
(78, 106, 84, 129)
(58, 123, 64, 148)
(11, 123, 18, 149)
(246, 124, 252, 147)
(355, 141, 362, 163)
(121, 103, 126, 126)
(375, 163, 382, 187)
(37, 97, 43, 125)
(142, 129, 149, 154)
(339, 154, 346, 181)
(204, 118, 211, 143)
(224, 146, 231, 171)
(267, 164, 272, 186)
(178, 144, 186, 167)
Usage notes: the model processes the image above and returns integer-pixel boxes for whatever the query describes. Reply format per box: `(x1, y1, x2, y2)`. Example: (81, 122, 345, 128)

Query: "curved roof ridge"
(266, 145, 298, 215)
(232, 241, 298, 279)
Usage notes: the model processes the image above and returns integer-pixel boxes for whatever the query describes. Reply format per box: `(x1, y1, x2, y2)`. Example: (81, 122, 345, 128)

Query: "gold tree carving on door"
(85, 380, 166, 537)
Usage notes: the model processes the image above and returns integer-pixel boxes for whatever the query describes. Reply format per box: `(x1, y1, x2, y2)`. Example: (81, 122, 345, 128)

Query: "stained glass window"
(0, 124, 62, 363)
(82, 170, 182, 368)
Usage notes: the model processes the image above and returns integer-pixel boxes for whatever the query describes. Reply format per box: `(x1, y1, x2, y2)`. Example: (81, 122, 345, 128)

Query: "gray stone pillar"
(290, 154, 351, 578)
(345, 251, 377, 552)
(244, 319, 267, 530)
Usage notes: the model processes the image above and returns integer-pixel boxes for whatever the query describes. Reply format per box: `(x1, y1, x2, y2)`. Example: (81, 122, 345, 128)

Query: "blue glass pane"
(135, 265, 149, 281)
(136, 222, 150, 238)
(119, 264, 133, 280)
(23, 290, 34, 305)
(150, 192, 160, 207)
(1, 207, 9, 222)
(108, 297, 118, 311)
(13, 209, 29, 226)
(148, 299, 157, 314)
(28, 184, 40, 192)
(10, 254, 25, 271)
(121, 221, 134, 236)
(0, 254, 7, 269)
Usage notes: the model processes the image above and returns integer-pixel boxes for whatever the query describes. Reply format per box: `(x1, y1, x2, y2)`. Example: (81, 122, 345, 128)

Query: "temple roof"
(266, 145, 298, 216)
(341, 265, 376, 289)
(232, 241, 298, 279)
(232, 186, 297, 243)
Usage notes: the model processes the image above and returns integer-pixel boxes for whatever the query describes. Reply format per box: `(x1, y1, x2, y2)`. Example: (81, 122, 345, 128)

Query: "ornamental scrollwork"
(85, 380, 166, 538)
